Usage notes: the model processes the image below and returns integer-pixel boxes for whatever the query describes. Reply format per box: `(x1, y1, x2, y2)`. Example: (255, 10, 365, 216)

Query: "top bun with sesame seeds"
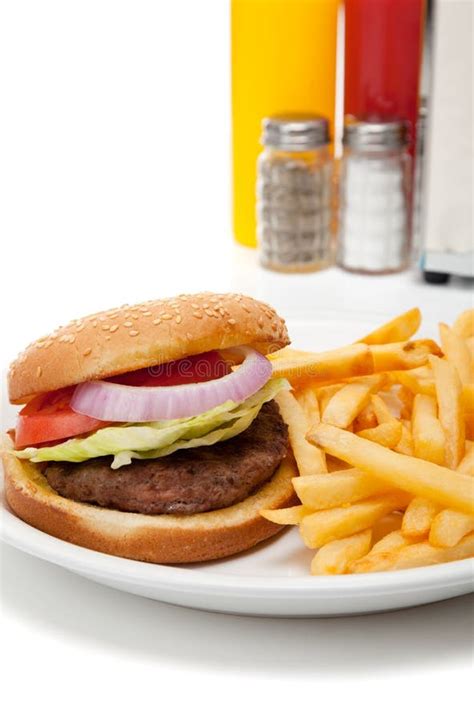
(8, 292, 289, 404)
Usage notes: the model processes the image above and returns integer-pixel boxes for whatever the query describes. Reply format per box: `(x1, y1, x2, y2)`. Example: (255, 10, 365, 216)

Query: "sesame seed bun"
(8, 293, 289, 404)
(2, 440, 298, 564)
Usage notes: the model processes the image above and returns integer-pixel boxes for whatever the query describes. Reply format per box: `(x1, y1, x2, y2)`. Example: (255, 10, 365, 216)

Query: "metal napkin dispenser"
(421, 0, 473, 283)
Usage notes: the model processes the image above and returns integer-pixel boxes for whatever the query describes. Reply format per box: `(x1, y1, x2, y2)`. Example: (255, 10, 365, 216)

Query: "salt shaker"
(257, 115, 333, 273)
(338, 119, 411, 274)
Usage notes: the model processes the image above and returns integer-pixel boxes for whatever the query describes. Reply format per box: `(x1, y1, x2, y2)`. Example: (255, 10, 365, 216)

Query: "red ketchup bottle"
(344, 0, 426, 156)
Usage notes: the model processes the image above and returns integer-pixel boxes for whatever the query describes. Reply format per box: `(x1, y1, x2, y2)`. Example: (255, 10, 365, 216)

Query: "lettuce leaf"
(14, 378, 289, 469)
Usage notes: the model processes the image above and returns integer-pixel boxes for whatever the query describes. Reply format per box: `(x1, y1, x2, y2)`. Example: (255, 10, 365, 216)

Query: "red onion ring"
(70, 346, 272, 422)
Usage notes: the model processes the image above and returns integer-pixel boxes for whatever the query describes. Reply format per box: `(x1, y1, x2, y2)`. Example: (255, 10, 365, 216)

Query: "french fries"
(411, 394, 445, 465)
(392, 367, 436, 397)
(429, 510, 474, 548)
(293, 469, 390, 510)
(452, 309, 474, 338)
(300, 493, 409, 548)
(439, 322, 474, 385)
(430, 355, 465, 469)
(260, 505, 311, 525)
(260, 307, 474, 575)
(270, 343, 374, 383)
(370, 339, 441, 372)
(351, 533, 474, 573)
(311, 530, 372, 575)
(294, 385, 320, 424)
(308, 424, 474, 514)
(357, 421, 403, 448)
(401, 497, 441, 539)
(357, 308, 421, 345)
(322, 382, 375, 428)
(276, 390, 327, 474)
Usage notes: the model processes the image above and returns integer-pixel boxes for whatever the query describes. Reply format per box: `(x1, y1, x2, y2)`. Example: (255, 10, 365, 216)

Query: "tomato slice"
(110, 351, 230, 387)
(15, 388, 108, 449)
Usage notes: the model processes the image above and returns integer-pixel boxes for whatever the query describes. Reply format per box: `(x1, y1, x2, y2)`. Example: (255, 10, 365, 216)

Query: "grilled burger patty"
(44, 401, 289, 515)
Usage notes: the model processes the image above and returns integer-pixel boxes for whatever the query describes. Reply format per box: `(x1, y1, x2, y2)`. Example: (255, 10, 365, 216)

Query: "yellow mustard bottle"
(231, 0, 339, 248)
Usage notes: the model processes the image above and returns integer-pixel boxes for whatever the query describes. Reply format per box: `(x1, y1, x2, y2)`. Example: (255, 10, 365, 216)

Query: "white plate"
(2, 316, 473, 617)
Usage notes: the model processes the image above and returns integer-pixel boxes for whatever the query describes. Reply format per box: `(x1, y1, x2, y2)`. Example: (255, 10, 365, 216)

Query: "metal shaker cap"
(343, 117, 410, 151)
(262, 114, 330, 151)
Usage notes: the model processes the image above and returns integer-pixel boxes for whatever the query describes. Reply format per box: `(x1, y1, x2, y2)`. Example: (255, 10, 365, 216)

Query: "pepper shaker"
(257, 115, 334, 273)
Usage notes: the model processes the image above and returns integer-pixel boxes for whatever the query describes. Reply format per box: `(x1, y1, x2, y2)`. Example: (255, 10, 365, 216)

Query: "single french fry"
(308, 424, 474, 514)
(322, 382, 374, 428)
(357, 421, 403, 449)
(394, 424, 414, 456)
(411, 394, 445, 465)
(277, 390, 327, 474)
(391, 367, 436, 398)
(317, 384, 345, 415)
(430, 355, 465, 469)
(299, 493, 409, 548)
(452, 309, 474, 338)
(429, 510, 474, 548)
(370, 339, 442, 372)
(260, 505, 310, 525)
(293, 468, 391, 510)
(371, 394, 396, 424)
(370, 530, 413, 554)
(439, 322, 474, 385)
(294, 385, 320, 424)
(402, 497, 441, 539)
(462, 384, 474, 414)
(311, 530, 372, 575)
(357, 308, 422, 345)
(270, 343, 374, 384)
(351, 533, 474, 573)
(353, 402, 378, 432)
(457, 442, 474, 476)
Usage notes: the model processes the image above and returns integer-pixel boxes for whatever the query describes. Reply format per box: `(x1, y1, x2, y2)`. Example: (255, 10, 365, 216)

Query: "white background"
(0, 2, 472, 719)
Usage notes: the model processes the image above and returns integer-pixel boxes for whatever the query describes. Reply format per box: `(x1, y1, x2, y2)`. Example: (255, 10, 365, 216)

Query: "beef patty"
(44, 400, 289, 515)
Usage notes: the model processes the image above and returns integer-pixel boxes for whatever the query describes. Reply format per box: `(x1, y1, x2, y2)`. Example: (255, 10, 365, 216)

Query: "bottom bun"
(2, 440, 298, 563)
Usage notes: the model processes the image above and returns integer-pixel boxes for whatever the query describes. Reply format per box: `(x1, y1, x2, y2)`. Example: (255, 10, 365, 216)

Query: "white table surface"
(1, 2, 473, 718)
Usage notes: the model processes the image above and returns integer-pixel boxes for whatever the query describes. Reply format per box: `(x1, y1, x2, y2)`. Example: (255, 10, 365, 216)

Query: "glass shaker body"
(257, 117, 333, 273)
(338, 121, 411, 275)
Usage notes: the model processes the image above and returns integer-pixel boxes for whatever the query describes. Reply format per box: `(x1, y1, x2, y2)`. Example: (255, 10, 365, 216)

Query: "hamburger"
(2, 292, 297, 563)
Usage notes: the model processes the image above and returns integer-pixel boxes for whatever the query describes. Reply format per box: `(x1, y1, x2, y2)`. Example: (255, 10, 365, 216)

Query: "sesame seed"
(192, 311, 203, 319)
(203, 303, 209, 309)
(123, 321, 133, 327)
(83, 348, 92, 356)
(109, 324, 118, 332)
(105, 335, 111, 341)
(205, 309, 215, 317)
(258, 316, 264, 328)
(129, 330, 139, 337)
(227, 318, 236, 325)
(175, 315, 182, 324)
(102, 324, 110, 331)
(131, 313, 139, 320)
(152, 318, 161, 325)
(161, 313, 173, 320)
(36, 366, 42, 377)
(142, 311, 152, 317)
(191, 303, 199, 310)
(69, 336, 76, 344)
(92, 320, 98, 328)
